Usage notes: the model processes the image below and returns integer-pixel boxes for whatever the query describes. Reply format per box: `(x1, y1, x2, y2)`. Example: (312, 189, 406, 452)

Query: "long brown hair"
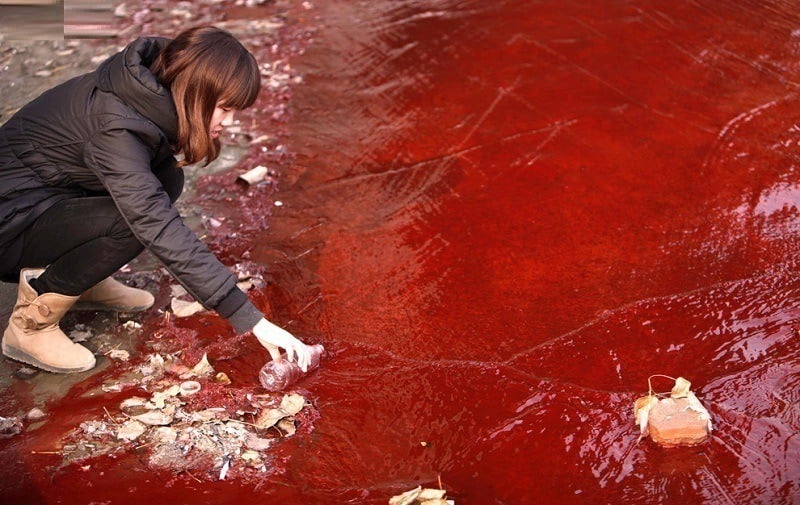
(150, 26, 260, 166)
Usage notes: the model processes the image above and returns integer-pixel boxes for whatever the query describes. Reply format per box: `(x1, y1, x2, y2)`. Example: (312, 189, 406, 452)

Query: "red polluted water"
(3, 0, 800, 503)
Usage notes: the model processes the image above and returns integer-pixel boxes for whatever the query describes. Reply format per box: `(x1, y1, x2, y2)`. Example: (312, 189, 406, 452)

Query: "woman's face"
(210, 103, 235, 139)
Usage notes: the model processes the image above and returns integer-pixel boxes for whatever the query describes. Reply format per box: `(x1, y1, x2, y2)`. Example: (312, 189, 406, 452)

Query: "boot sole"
(71, 301, 153, 313)
(2, 341, 95, 374)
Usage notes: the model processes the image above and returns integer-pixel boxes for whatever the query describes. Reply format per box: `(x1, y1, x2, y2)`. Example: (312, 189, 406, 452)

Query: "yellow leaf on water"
(670, 377, 691, 399)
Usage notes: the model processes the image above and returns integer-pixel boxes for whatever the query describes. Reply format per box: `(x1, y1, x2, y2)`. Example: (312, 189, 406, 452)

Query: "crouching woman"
(0, 26, 310, 374)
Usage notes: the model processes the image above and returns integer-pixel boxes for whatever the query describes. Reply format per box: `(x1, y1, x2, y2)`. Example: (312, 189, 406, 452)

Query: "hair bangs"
(219, 51, 260, 110)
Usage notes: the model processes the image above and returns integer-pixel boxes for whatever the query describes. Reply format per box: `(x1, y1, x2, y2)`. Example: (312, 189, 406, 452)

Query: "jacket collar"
(95, 37, 178, 142)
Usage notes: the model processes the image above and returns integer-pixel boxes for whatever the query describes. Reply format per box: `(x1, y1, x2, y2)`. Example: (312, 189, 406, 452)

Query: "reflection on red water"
(3, 0, 800, 503)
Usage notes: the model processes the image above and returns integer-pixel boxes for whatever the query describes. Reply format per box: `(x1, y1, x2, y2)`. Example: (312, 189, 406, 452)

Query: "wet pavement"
(2, 0, 800, 504)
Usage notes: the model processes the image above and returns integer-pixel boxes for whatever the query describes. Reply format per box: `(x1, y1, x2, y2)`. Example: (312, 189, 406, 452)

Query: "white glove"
(252, 318, 311, 372)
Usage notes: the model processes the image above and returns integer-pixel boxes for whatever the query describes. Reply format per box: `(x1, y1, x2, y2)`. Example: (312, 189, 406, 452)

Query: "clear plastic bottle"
(258, 344, 325, 391)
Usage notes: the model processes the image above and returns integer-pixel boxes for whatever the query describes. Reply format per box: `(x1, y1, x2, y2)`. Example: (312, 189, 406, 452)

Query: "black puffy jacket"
(0, 37, 262, 334)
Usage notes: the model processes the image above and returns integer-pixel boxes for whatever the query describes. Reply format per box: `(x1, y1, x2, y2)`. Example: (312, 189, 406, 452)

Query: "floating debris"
(633, 375, 712, 447)
(389, 486, 454, 505)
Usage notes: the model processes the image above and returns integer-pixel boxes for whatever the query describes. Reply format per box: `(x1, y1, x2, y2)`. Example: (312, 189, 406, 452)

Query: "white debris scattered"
(237, 165, 269, 185)
(171, 298, 204, 318)
(108, 349, 130, 362)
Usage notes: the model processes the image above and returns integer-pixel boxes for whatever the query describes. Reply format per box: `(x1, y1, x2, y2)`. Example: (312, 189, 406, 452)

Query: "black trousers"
(0, 197, 143, 296)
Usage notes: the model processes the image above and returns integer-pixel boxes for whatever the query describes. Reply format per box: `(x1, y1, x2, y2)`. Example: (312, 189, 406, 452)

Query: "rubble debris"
(0, 416, 24, 438)
(389, 486, 455, 505)
(633, 375, 712, 447)
(57, 347, 316, 482)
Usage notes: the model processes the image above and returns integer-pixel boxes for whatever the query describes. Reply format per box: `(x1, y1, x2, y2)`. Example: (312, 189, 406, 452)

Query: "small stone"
(25, 408, 46, 421)
(648, 397, 711, 447)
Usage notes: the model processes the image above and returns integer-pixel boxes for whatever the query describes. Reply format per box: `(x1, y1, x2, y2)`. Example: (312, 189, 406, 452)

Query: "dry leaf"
(417, 489, 447, 500)
(389, 487, 421, 505)
(148, 385, 181, 409)
(191, 353, 215, 376)
(255, 408, 284, 429)
(634, 395, 658, 439)
(280, 393, 306, 415)
(255, 393, 307, 429)
(276, 417, 296, 436)
(133, 406, 175, 426)
(670, 377, 691, 399)
(685, 391, 713, 432)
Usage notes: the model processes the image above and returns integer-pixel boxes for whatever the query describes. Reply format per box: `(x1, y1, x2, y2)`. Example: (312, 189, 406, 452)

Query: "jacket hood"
(95, 37, 178, 142)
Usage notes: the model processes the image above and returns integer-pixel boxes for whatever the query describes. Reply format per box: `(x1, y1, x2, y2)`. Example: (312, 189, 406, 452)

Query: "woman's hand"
(253, 318, 311, 372)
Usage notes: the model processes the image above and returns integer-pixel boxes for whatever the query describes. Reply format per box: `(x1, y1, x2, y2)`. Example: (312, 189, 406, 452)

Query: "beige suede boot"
(2, 269, 96, 373)
(73, 277, 154, 312)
